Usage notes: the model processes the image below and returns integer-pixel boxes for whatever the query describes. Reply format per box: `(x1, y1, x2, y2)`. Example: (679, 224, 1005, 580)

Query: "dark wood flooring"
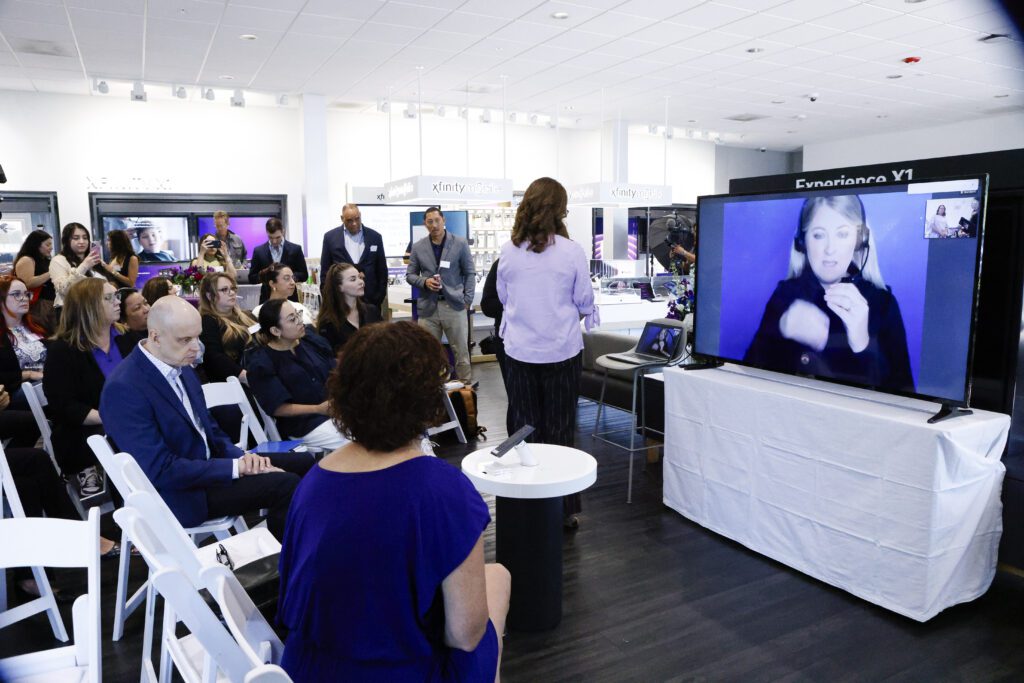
(4, 360, 1024, 681)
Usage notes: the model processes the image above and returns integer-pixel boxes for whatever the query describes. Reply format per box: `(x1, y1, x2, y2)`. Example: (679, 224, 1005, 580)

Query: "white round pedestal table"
(462, 444, 596, 631)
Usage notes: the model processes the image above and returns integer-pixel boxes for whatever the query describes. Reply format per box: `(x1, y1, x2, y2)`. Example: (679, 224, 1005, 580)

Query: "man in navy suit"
(248, 218, 308, 303)
(100, 296, 309, 539)
(320, 203, 388, 308)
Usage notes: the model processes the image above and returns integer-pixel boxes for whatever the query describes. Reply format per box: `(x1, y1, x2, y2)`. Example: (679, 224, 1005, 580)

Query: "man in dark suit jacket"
(248, 217, 307, 303)
(320, 203, 388, 308)
(100, 296, 309, 539)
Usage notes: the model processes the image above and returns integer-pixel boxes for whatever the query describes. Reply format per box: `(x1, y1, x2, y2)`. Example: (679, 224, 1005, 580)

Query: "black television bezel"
(690, 172, 990, 409)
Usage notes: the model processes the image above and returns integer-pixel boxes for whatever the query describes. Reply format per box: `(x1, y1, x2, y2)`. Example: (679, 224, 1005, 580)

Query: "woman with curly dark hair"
(497, 176, 594, 528)
(277, 321, 510, 682)
(316, 262, 382, 354)
(14, 229, 56, 331)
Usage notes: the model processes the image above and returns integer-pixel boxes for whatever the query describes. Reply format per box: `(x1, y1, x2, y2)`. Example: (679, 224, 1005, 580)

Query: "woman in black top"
(316, 262, 382, 354)
(198, 272, 256, 382)
(116, 288, 150, 348)
(479, 258, 506, 385)
(105, 229, 140, 288)
(13, 229, 56, 333)
(43, 278, 134, 496)
(245, 299, 349, 449)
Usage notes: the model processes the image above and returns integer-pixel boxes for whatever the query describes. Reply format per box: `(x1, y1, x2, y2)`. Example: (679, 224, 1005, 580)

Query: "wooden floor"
(5, 360, 1024, 681)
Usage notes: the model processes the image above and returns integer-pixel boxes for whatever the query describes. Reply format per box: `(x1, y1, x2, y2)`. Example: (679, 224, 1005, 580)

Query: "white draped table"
(662, 365, 1009, 621)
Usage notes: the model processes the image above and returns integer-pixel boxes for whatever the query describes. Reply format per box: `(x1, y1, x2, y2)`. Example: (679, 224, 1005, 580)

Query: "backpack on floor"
(448, 386, 487, 441)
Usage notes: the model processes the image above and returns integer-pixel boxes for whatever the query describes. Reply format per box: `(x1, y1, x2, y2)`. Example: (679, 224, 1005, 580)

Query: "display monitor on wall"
(692, 175, 988, 410)
(102, 216, 190, 263)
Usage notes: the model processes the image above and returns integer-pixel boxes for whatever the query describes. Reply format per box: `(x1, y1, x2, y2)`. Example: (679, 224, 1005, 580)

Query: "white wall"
(714, 146, 797, 194)
(626, 132, 717, 204)
(0, 90, 305, 238)
(802, 112, 1024, 171)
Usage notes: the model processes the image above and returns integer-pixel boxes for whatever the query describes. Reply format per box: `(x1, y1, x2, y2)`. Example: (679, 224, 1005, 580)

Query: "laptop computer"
(605, 322, 684, 365)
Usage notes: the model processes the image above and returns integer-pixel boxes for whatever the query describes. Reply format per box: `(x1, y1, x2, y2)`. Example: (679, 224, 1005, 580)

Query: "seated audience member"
(141, 276, 177, 306)
(0, 385, 120, 587)
(277, 321, 510, 681)
(49, 222, 114, 312)
(191, 234, 238, 278)
(117, 288, 150, 348)
(100, 296, 311, 539)
(106, 229, 140, 288)
(0, 276, 49, 408)
(249, 218, 307, 303)
(245, 299, 348, 450)
(14, 229, 57, 332)
(43, 278, 134, 497)
(198, 273, 256, 383)
(252, 264, 314, 325)
(135, 221, 175, 263)
(316, 262, 382, 354)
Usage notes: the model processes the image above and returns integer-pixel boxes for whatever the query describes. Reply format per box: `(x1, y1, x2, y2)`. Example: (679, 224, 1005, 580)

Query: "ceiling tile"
(614, 0, 704, 21)
(722, 12, 798, 38)
(456, 0, 543, 20)
(575, 11, 657, 37)
(432, 11, 509, 35)
(221, 5, 298, 31)
(230, 0, 308, 10)
(679, 29, 749, 52)
(0, 1, 67, 25)
(0, 18, 75, 42)
(352, 22, 424, 46)
(853, 13, 941, 42)
(146, 17, 215, 42)
(762, 46, 830, 66)
(668, 2, 755, 30)
(289, 13, 361, 38)
(491, 19, 565, 45)
(764, 22, 843, 47)
(594, 37, 659, 59)
(552, 29, 611, 51)
(713, 0, 792, 10)
(369, 2, 452, 28)
(813, 3, 902, 32)
(68, 8, 142, 32)
(911, 0, 995, 23)
(302, 0, 385, 21)
(518, 43, 581, 63)
(802, 30, 877, 55)
(149, 1, 224, 23)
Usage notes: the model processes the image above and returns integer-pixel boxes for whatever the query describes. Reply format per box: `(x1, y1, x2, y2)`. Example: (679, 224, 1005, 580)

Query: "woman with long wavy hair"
(316, 262, 382, 354)
(496, 177, 594, 528)
(105, 229, 140, 288)
(198, 272, 256, 382)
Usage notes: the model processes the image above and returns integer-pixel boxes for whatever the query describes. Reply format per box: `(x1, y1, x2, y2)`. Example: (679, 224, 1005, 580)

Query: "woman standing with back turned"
(497, 177, 594, 528)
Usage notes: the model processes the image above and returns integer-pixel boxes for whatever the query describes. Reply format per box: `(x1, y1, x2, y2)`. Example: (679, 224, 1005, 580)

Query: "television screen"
(197, 216, 275, 260)
(102, 216, 190, 263)
(693, 176, 987, 406)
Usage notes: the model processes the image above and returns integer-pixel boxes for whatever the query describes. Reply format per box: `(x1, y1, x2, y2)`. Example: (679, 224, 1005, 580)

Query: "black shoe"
(563, 515, 579, 531)
(77, 466, 102, 497)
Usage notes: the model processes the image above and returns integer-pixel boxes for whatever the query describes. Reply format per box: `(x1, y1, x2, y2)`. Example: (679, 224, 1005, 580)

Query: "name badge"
(439, 259, 451, 269)
(370, 245, 378, 252)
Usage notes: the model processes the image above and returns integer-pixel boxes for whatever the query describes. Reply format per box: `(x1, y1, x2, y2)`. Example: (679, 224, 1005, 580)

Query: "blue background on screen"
(197, 216, 274, 258)
(697, 187, 980, 401)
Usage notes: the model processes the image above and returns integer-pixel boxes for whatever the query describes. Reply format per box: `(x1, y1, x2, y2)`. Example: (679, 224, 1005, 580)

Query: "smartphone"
(208, 239, 222, 249)
(490, 425, 535, 458)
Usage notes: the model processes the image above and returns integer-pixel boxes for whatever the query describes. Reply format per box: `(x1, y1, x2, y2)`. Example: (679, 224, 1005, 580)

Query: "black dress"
(317, 304, 382, 355)
(200, 314, 251, 382)
(744, 269, 915, 394)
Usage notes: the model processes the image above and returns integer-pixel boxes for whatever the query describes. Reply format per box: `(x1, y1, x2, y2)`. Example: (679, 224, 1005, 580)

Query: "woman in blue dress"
(277, 320, 511, 682)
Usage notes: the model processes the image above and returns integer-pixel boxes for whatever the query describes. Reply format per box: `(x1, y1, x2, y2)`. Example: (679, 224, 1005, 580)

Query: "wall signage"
(568, 182, 672, 206)
(383, 175, 513, 204)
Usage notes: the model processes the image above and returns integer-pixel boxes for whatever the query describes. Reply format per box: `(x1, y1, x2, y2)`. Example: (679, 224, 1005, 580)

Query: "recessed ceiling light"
(793, 114, 807, 120)
(886, 74, 902, 79)
(563, 105, 574, 111)
(904, 0, 927, 4)
(219, 74, 234, 81)
(551, 11, 569, 19)
(877, 114, 888, 118)
(687, 119, 697, 123)
(994, 93, 1010, 98)
(239, 34, 258, 41)
(771, 99, 785, 104)
(746, 47, 764, 53)
(786, 130, 797, 134)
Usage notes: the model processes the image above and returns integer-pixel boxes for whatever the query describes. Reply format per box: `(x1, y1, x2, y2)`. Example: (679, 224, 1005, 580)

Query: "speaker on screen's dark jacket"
(320, 226, 388, 307)
(743, 268, 914, 394)
(248, 240, 308, 303)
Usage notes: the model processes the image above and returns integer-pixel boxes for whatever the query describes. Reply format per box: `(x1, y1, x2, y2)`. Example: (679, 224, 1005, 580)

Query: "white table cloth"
(663, 365, 1009, 621)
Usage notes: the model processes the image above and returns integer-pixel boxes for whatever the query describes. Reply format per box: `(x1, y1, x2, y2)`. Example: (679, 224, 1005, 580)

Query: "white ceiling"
(1, 0, 1022, 150)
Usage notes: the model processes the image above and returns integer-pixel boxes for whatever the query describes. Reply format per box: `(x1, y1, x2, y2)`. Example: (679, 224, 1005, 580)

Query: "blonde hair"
(198, 273, 255, 349)
(213, 210, 230, 222)
(55, 278, 112, 351)
(787, 195, 886, 289)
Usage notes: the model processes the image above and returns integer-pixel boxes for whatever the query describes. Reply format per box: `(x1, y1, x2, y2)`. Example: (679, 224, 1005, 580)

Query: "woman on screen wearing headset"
(744, 195, 914, 393)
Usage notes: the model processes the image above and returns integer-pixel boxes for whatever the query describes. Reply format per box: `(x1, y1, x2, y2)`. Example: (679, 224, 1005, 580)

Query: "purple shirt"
(497, 235, 594, 364)
(92, 327, 125, 378)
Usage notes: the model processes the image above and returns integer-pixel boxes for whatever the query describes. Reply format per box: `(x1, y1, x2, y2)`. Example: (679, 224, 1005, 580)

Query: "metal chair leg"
(593, 367, 609, 436)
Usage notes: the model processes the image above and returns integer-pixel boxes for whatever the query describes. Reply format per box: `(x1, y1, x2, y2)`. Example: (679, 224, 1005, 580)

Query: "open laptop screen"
(637, 323, 682, 359)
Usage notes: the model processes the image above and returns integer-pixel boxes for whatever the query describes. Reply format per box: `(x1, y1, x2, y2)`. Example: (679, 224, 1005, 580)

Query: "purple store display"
(197, 215, 276, 260)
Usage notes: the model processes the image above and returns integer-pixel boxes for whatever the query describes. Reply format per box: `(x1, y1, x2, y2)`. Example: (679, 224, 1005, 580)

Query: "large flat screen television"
(692, 175, 987, 413)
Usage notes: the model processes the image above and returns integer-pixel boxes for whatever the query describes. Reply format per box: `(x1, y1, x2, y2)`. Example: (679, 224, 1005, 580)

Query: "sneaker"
(77, 466, 102, 497)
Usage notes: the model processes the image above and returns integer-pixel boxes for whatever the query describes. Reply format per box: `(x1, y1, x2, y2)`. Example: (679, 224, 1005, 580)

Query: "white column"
(299, 93, 331, 257)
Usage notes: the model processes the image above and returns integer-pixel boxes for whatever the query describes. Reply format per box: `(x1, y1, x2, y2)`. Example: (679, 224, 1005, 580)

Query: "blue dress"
(278, 456, 498, 682)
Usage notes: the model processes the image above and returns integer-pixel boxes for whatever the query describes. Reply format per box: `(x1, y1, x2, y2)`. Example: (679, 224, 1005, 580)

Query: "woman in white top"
(49, 222, 112, 310)
(927, 204, 949, 238)
(252, 262, 314, 325)
(191, 234, 238, 278)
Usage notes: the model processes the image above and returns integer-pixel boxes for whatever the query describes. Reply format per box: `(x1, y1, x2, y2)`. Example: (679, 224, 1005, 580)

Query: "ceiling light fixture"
(979, 33, 1011, 43)
(219, 74, 234, 81)
(230, 89, 245, 108)
(529, 113, 538, 125)
(458, 107, 468, 119)
(886, 74, 903, 79)
(239, 34, 258, 41)
(404, 102, 417, 119)
(771, 99, 785, 104)
(551, 11, 569, 19)
(174, 86, 187, 99)
(436, 104, 446, 117)
(130, 81, 147, 102)
(94, 79, 109, 94)
(278, 94, 289, 106)
(994, 94, 1010, 98)
(904, 0, 928, 4)
(563, 104, 574, 111)
(204, 88, 215, 101)
(480, 109, 492, 123)
(648, 123, 658, 135)
(507, 111, 516, 122)
(746, 47, 764, 53)
(664, 126, 674, 139)
(877, 114, 888, 118)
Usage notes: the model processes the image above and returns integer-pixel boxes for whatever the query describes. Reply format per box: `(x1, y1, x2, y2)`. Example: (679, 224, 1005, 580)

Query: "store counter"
(662, 365, 1009, 622)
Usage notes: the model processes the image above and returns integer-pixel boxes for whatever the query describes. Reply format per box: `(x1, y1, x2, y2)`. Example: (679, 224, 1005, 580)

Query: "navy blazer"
(248, 240, 308, 303)
(100, 346, 243, 528)
(320, 226, 388, 307)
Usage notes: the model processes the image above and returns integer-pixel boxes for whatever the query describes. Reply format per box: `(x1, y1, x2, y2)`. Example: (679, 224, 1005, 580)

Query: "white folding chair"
(202, 376, 269, 449)
(427, 386, 467, 444)
(116, 492, 281, 683)
(22, 380, 100, 518)
(203, 564, 284, 670)
(237, 375, 283, 442)
(245, 665, 293, 683)
(0, 443, 69, 642)
(0, 507, 101, 683)
(87, 435, 250, 646)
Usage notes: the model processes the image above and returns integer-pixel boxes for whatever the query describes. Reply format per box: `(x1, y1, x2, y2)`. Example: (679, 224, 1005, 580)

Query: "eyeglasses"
(6, 291, 30, 301)
(217, 286, 238, 294)
(215, 544, 234, 571)
(102, 293, 119, 303)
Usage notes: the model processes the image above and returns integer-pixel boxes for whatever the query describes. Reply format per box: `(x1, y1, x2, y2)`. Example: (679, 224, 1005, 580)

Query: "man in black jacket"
(320, 203, 388, 309)
(248, 218, 307, 303)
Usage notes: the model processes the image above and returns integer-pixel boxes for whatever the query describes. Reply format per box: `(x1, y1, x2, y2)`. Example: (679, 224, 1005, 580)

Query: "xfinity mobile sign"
(568, 182, 672, 206)
(383, 175, 513, 204)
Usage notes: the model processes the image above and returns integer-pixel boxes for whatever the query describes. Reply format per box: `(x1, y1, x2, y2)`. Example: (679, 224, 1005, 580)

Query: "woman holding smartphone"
(49, 222, 115, 316)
